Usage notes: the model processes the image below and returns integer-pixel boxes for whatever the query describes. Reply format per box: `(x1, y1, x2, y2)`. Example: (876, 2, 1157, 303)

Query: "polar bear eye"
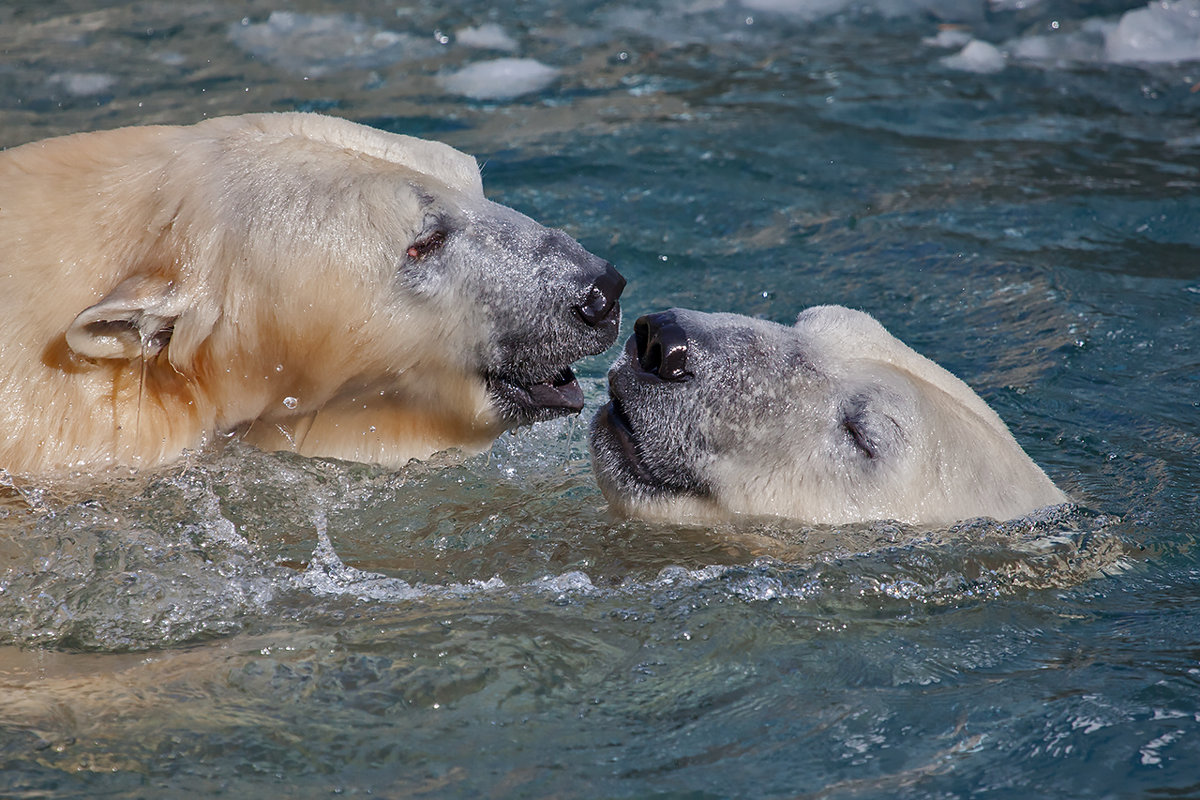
(842, 416, 879, 460)
(406, 228, 447, 260)
(840, 395, 884, 461)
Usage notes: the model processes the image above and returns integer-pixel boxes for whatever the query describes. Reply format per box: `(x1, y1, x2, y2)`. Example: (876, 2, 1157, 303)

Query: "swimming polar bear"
(590, 306, 1067, 525)
(0, 113, 624, 477)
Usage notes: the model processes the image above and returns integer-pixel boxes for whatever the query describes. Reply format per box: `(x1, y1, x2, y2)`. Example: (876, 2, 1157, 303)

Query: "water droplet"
(275, 364, 283, 372)
(283, 396, 299, 410)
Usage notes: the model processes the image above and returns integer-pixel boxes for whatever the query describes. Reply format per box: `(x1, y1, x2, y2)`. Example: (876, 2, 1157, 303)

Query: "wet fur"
(591, 306, 1067, 525)
(0, 113, 614, 476)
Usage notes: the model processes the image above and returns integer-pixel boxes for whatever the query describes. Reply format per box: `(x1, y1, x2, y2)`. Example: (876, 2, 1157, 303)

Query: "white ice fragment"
(1001, 18, 1112, 66)
(438, 58, 559, 100)
(923, 27, 974, 49)
(456, 23, 519, 52)
(230, 11, 435, 76)
(941, 39, 1007, 73)
(742, 0, 856, 18)
(1105, 0, 1200, 64)
(49, 72, 117, 96)
(1006, 34, 1058, 61)
(987, 0, 1047, 11)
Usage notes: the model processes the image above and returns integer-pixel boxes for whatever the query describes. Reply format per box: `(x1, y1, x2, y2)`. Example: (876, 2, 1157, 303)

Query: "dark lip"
(593, 364, 711, 500)
(488, 366, 585, 425)
(594, 392, 662, 488)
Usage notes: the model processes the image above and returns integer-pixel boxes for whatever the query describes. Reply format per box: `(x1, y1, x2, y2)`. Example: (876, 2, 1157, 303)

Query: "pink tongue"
(528, 378, 584, 411)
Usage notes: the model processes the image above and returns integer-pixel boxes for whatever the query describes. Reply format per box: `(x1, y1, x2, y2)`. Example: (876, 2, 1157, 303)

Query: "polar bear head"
(0, 113, 624, 473)
(589, 306, 1067, 525)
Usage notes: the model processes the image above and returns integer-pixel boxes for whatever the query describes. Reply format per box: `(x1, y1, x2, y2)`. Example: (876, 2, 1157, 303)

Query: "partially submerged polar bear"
(590, 306, 1067, 525)
(0, 113, 624, 476)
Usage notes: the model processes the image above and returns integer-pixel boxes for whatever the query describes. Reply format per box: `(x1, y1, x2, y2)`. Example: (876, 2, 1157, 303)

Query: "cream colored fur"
(591, 306, 1068, 526)
(0, 114, 513, 476)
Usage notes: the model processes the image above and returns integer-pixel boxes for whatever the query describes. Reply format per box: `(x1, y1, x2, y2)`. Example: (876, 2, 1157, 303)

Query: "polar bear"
(0, 113, 624, 477)
(590, 306, 1067, 525)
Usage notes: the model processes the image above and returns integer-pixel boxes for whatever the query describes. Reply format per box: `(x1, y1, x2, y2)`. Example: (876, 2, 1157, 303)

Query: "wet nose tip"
(576, 262, 625, 326)
(633, 312, 690, 382)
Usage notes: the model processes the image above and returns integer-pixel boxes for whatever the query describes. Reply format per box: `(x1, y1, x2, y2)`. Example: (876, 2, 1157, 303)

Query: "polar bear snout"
(632, 311, 691, 383)
(574, 262, 625, 329)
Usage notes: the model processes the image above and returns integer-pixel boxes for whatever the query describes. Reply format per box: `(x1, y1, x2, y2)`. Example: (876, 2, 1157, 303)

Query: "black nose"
(633, 312, 690, 381)
(576, 262, 625, 326)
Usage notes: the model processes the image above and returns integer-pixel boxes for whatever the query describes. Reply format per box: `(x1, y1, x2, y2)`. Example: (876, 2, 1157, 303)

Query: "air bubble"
(283, 396, 299, 410)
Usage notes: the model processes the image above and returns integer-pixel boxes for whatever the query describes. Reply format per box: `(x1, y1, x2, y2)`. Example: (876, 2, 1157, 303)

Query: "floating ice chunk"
(1105, 0, 1200, 64)
(1006, 25, 1109, 65)
(941, 39, 1006, 73)
(49, 72, 116, 96)
(987, 0, 1046, 11)
(230, 11, 438, 77)
(456, 23, 518, 52)
(742, 0, 856, 20)
(438, 58, 559, 100)
(997, 2, 1200, 68)
(923, 27, 974, 49)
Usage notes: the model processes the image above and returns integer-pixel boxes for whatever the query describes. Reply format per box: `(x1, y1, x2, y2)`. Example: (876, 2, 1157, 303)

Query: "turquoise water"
(1, 1, 1198, 797)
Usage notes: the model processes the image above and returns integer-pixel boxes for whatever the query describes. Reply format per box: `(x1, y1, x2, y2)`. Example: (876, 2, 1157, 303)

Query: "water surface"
(1, 1, 1198, 797)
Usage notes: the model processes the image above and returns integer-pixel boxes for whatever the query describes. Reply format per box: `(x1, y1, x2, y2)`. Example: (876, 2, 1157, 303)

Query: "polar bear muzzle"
(479, 251, 625, 427)
(589, 309, 715, 509)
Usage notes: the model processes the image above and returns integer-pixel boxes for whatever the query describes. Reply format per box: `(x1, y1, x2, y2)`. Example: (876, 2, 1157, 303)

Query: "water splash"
(297, 510, 423, 601)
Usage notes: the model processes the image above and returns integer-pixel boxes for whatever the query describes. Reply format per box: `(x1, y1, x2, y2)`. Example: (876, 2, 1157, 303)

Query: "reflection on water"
(2, 0, 1199, 797)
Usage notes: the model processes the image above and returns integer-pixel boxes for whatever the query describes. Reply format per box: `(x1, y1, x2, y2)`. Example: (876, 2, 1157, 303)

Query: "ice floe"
(942, 38, 1007, 72)
(455, 23, 519, 52)
(230, 11, 440, 77)
(438, 58, 560, 100)
(937, 0, 1200, 72)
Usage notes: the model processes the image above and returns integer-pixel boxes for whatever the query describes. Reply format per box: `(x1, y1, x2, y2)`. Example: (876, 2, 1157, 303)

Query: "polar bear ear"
(66, 274, 215, 367)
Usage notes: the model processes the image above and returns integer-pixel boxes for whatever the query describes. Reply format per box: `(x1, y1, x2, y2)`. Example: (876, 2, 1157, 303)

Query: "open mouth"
(591, 371, 710, 500)
(593, 391, 665, 489)
(488, 366, 585, 425)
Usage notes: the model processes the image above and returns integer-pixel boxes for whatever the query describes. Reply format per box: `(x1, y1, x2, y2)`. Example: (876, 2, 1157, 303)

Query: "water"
(1, 1, 1198, 797)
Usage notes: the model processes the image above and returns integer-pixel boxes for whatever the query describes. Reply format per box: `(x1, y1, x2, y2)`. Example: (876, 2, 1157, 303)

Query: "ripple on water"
(0, 427, 1133, 653)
